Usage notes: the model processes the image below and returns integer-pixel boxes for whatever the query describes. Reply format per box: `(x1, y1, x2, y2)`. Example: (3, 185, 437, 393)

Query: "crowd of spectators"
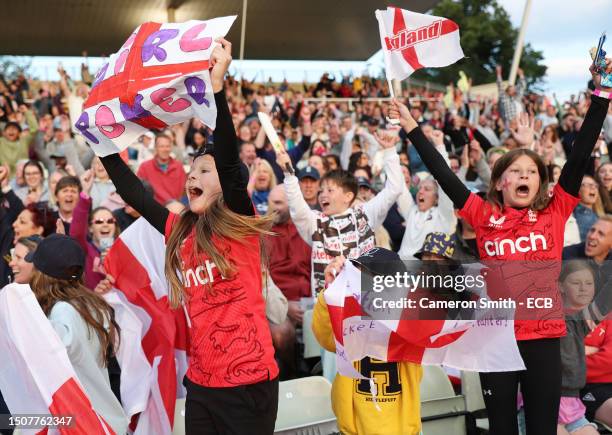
(1, 63, 611, 432)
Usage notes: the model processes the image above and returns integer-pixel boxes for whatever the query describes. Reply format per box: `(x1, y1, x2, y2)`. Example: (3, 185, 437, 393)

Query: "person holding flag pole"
(388, 53, 612, 435)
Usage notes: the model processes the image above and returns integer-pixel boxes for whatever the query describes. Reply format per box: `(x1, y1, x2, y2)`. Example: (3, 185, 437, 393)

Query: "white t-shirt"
(49, 302, 128, 435)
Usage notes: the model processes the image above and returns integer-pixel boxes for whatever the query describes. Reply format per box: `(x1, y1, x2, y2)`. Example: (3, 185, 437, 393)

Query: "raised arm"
(389, 99, 471, 209)
(100, 154, 168, 234)
(210, 38, 254, 217)
(558, 62, 611, 196)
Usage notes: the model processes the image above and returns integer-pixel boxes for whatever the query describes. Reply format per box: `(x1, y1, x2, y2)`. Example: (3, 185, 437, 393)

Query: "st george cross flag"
(375, 7, 464, 81)
(75, 16, 236, 157)
(103, 218, 189, 435)
(0, 284, 118, 435)
(324, 261, 525, 381)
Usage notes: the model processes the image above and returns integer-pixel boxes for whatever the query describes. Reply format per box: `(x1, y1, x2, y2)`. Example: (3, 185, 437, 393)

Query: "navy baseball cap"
(297, 166, 320, 181)
(356, 176, 372, 190)
(351, 247, 406, 277)
(25, 234, 85, 280)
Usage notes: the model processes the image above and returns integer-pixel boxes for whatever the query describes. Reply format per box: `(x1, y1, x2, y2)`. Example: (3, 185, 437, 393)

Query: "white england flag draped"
(103, 218, 189, 435)
(324, 261, 525, 380)
(375, 7, 464, 81)
(0, 284, 118, 435)
(74, 16, 236, 157)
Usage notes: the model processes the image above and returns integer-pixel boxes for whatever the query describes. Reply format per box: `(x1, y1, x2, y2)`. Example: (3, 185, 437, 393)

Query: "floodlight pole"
(167, 6, 176, 22)
(239, 0, 248, 60)
(508, 0, 532, 86)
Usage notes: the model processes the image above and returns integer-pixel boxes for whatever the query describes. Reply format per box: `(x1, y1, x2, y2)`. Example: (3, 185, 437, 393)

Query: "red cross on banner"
(75, 16, 236, 157)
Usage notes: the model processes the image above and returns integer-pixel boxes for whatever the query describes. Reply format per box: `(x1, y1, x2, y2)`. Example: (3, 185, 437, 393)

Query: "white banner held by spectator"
(75, 16, 236, 157)
(375, 7, 464, 81)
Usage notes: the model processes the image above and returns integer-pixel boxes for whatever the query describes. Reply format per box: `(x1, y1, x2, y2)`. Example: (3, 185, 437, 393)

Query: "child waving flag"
(388, 58, 612, 435)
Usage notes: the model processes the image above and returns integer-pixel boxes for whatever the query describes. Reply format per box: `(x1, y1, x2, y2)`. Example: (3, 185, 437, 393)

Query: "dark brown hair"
(320, 169, 358, 203)
(30, 270, 119, 366)
(55, 175, 82, 196)
(486, 148, 550, 211)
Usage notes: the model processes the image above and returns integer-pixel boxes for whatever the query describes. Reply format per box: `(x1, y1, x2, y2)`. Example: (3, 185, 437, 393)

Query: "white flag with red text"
(375, 7, 464, 81)
(0, 284, 118, 435)
(324, 261, 524, 380)
(103, 218, 189, 435)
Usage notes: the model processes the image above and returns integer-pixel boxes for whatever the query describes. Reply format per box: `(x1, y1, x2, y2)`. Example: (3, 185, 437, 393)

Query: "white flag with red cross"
(375, 7, 464, 81)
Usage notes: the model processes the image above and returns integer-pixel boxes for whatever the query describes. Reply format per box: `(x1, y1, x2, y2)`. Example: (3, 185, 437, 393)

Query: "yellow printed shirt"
(312, 292, 423, 435)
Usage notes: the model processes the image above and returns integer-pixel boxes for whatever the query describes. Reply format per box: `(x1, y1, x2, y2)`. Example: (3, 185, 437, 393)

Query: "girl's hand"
(591, 57, 612, 92)
(324, 255, 346, 286)
(389, 99, 417, 132)
(210, 38, 232, 93)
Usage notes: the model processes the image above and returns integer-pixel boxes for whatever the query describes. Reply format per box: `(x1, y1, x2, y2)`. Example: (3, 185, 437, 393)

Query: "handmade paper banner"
(375, 7, 464, 81)
(75, 16, 236, 157)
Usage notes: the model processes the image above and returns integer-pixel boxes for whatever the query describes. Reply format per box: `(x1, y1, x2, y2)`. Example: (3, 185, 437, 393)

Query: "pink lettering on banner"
(115, 32, 137, 75)
(115, 50, 130, 75)
(91, 63, 109, 89)
(142, 29, 179, 62)
(184, 76, 210, 106)
(74, 112, 99, 144)
(95, 106, 125, 139)
(150, 88, 191, 113)
(179, 23, 212, 52)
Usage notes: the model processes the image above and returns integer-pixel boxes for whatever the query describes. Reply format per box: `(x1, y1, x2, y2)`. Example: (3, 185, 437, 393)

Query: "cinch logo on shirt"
(183, 260, 217, 288)
(484, 232, 547, 257)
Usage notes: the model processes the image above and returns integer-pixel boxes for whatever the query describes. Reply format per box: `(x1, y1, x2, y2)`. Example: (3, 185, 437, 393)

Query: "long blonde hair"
(30, 269, 119, 366)
(165, 195, 273, 308)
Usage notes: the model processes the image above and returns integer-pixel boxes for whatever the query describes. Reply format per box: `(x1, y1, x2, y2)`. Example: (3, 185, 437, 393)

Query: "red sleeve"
(548, 183, 580, 220)
(458, 192, 487, 229)
(585, 320, 612, 383)
(69, 193, 92, 253)
(164, 212, 179, 242)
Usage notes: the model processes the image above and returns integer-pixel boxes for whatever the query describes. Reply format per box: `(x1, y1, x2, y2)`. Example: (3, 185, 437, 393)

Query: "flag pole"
(508, 0, 532, 86)
(378, 9, 401, 125)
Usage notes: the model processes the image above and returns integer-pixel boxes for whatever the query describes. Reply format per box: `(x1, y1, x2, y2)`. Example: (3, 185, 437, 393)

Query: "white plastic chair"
(420, 366, 467, 435)
(274, 376, 337, 435)
(302, 309, 321, 359)
(173, 397, 186, 435)
(461, 370, 489, 431)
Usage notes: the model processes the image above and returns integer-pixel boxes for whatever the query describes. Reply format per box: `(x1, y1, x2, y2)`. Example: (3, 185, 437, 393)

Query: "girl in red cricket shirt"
(99, 39, 279, 434)
(389, 59, 612, 435)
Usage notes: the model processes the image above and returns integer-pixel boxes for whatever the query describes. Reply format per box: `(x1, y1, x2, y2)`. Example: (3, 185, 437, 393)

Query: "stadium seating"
(420, 365, 468, 435)
(274, 376, 338, 435)
(461, 370, 490, 431)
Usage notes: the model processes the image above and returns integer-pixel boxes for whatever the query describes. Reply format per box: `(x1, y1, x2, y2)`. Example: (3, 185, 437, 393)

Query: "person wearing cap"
(0, 104, 38, 174)
(34, 124, 85, 176)
(136, 133, 187, 204)
(25, 234, 128, 434)
(297, 165, 321, 211)
(312, 248, 423, 435)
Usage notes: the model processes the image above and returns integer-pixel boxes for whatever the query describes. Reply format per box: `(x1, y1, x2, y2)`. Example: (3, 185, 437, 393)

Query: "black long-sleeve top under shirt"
(100, 91, 253, 235)
(406, 95, 611, 210)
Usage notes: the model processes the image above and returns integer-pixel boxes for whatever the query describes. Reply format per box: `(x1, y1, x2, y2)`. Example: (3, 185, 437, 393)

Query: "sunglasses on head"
(93, 218, 116, 225)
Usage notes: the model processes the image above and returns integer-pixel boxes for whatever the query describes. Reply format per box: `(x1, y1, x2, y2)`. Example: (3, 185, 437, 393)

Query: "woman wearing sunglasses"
(70, 169, 119, 290)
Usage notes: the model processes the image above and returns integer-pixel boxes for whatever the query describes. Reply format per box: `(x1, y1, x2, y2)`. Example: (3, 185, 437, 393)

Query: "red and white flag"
(324, 261, 525, 381)
(375, 7, 464, 81)
(0, 284, 117, 435)
(103, 218, 189, 435)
